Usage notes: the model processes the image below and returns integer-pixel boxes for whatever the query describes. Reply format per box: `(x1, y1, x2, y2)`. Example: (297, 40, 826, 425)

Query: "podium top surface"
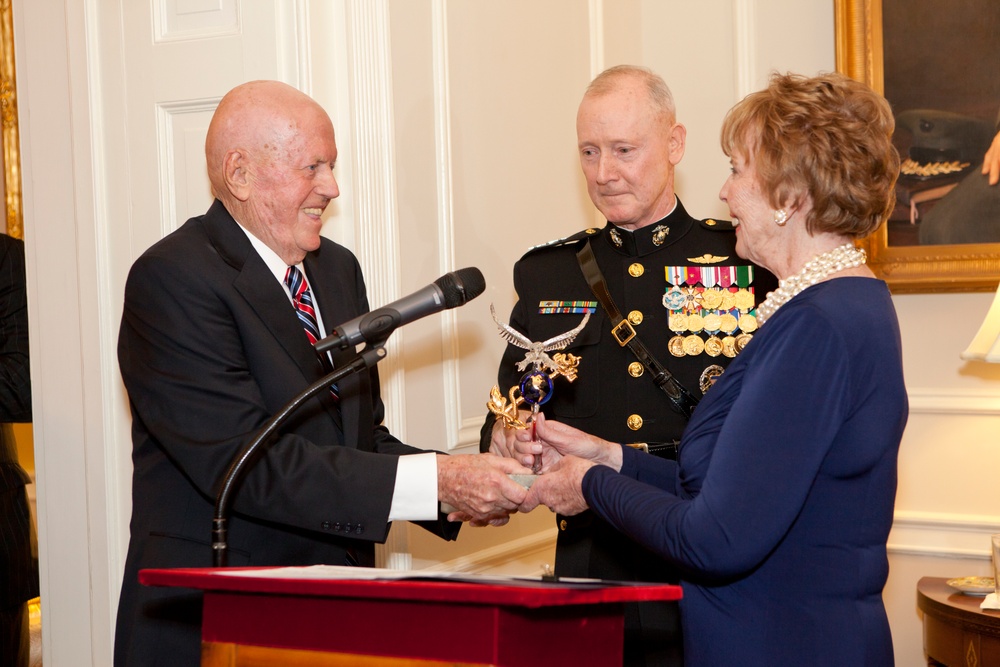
(140, 565, 682, 608)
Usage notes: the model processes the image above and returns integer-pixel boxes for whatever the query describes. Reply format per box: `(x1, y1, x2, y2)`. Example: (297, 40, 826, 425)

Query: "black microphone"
(314, 267, 486, 353)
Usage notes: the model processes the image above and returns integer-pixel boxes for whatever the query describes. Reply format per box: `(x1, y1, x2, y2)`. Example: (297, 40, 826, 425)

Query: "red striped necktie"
(284, 265, 320, 344)
(285, 265, 338, 400)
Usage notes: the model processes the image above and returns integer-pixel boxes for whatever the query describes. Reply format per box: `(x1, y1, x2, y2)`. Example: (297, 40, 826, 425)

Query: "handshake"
(437, 412, 620, 526)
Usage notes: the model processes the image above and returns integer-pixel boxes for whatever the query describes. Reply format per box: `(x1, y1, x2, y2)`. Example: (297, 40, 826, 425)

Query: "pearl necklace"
(755, 243, 867, 326)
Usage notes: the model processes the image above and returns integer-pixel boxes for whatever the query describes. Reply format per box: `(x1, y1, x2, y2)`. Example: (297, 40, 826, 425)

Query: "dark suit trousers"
(0, 601, 30, 667)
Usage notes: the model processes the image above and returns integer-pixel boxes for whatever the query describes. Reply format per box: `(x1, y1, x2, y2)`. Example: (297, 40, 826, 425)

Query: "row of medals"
(665, 286, 757, 358)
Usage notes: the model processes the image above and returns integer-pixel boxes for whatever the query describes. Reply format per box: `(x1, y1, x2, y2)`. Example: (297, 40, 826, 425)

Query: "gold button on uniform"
(559, 519, 568, 531)
(628, 362, 644, 378)
(628, 263, 644, 277)
(627, 414, 643, 431)
(628, 310, 643, 325)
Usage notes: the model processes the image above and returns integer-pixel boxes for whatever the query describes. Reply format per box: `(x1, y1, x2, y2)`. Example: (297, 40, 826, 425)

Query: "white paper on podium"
(214, 564, 615, 588)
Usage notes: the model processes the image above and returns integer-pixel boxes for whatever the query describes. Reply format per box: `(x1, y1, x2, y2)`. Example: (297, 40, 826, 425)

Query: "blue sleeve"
(618, 443, 680, 493)
(584, 308, 853, 578)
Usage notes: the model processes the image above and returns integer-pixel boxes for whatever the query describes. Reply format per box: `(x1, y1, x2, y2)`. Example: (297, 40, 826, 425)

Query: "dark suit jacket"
(114, 201, 455, 666)
(0, 233, 36, 611)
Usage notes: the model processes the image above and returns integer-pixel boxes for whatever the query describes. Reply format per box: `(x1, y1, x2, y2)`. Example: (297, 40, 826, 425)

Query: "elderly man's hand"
(437, 454, 532, 524)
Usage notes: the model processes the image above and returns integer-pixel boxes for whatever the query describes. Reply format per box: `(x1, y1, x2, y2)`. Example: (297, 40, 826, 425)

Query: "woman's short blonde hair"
(721, 72, 899, 239)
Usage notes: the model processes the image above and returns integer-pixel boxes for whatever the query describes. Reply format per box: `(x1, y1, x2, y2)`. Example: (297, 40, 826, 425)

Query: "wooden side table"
(918, 576, 1000, 666)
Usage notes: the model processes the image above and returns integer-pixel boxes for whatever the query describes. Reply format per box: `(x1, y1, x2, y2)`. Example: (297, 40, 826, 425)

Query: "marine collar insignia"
(688, 253, 730, 264)
(609, 228, 623, 247)
(652, 225, 670, 246)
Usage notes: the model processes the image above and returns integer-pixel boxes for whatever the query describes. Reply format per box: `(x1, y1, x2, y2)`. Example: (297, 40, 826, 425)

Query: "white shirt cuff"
(388, 452, 439, 521)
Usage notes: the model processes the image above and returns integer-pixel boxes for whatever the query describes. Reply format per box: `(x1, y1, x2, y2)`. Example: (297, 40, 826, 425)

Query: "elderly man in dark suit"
(0, 232, 36, 667)
(113, 80, 530, 667)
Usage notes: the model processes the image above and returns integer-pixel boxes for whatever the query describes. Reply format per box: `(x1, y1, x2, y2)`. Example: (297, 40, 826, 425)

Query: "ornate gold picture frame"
(1, 0, 22, 240)
(835, 0, 1000, 293)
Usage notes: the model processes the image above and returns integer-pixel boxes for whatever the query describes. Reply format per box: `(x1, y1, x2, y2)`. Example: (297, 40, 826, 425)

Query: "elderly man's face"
(576, 83, 684, 231)
(250, 105, 340, 265)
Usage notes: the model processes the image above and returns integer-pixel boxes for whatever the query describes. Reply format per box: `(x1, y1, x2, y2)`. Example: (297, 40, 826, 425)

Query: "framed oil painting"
(1, 0, 23, 240)
(835, 0, 1000, 292)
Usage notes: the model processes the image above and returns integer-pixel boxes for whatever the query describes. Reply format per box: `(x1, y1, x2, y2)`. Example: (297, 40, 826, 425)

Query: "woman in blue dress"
(518, 72, 908, 666)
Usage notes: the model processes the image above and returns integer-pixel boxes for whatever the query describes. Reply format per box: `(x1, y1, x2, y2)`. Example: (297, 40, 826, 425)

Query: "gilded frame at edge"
(1, 0, 22, 240)
(835, 0, 1000, 293)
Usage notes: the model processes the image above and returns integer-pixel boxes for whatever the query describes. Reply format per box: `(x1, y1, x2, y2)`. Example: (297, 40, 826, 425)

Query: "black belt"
(627, 441, 680, 460)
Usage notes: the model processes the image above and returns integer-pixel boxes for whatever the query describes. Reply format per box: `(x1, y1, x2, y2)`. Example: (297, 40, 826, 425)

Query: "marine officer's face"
(577, 79, 686, 231)
(719, 151, 781, 271)
(250, 102, 340, 265)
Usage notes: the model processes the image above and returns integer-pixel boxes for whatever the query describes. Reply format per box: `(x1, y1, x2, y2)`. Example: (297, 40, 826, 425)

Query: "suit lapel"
(202, 201, 344, 430)
(303, 254, 363, 449)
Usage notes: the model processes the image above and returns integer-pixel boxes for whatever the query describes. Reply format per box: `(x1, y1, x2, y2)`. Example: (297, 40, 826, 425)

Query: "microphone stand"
(212, 343, 388, 567)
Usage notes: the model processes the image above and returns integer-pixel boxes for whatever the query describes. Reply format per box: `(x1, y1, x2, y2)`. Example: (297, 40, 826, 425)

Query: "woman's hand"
(531, 412, 623, 472)
(519, 455, 595, 515)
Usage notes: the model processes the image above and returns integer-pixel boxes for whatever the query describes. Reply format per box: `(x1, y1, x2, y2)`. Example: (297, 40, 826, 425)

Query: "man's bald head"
(206, 80, 324, 200)
(204, 80, 340, 265)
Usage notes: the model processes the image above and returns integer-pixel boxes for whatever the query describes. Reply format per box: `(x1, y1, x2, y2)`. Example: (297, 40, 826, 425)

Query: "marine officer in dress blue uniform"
(481, 65, 776, 667)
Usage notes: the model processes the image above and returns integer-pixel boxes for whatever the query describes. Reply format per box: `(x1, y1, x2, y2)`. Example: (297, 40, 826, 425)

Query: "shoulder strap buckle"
(611, 320, 636, 347)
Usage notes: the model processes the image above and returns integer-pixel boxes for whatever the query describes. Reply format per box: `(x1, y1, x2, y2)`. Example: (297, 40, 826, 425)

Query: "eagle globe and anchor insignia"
(486, 304, 590, 471)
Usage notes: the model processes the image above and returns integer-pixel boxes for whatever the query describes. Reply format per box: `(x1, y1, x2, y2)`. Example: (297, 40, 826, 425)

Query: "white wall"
(14, 1, 1000, 665)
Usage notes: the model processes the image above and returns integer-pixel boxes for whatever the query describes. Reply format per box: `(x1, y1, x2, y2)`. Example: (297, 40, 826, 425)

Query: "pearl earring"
(773, 209, 788, 226)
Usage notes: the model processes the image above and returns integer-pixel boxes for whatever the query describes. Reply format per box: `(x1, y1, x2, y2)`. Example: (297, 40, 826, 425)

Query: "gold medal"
(702, 313, 722, 332)
(683, 334, 705, 356)
(719, 290, 736, 311)
(686, 314, 705, 333)
(669, 313, 688, 332)
(719, 313, 738, 334)
(738, 314, 758, 333)
(704, 335, 723, 357)
(722, 336, 737, 358)
(734, 333, 753, 352)
(700, 288, 723, 310)
(734, 288, 755, 311)
(668, 335, 687, 357)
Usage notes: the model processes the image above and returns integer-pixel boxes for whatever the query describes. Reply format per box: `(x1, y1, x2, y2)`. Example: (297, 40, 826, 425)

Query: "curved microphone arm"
(212, 344, 388, 567)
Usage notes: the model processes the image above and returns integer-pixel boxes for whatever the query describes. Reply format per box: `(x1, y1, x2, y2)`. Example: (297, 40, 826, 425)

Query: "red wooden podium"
(140, 566, 682, 666)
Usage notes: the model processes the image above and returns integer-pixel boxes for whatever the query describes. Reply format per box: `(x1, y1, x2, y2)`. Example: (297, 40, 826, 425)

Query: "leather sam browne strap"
(576, 239, 699, 419)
